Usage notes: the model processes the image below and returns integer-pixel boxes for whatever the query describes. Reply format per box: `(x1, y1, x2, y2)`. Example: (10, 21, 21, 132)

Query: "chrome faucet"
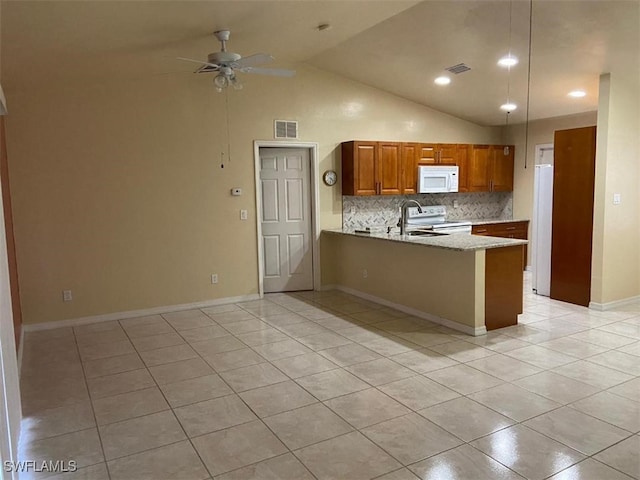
(398, 199, 423, 235)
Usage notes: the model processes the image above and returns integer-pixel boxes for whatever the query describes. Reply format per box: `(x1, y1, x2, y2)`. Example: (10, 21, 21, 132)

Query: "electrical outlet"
(62, 290, 73, 302)
(362, 269, 368, 279)
(211, 274, 219, 284)
(240, 209, 248, 220)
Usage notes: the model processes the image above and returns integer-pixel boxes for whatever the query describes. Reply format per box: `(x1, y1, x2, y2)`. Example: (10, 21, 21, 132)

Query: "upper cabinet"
(342, 141, 514, 195)
(416, 144, 458, 165)
(468, 144, 515, 192)
(342, 141, 402, 195)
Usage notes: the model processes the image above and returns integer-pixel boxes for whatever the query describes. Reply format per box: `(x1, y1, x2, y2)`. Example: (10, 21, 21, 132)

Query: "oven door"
(419, 172, 451, 193)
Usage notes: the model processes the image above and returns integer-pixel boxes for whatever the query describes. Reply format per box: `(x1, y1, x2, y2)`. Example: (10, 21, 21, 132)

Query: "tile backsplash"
(342, 192, 513, 229)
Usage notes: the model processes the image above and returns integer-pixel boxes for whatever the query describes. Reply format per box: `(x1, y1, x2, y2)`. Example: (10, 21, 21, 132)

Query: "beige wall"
(506, 111, 597, 265)
(4, 65, 500, 324)
(592, 73, 640, 305)
(321, 232, 484, 330)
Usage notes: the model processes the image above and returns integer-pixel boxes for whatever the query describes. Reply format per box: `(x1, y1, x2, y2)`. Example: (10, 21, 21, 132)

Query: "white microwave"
(418, 165, 459, 193)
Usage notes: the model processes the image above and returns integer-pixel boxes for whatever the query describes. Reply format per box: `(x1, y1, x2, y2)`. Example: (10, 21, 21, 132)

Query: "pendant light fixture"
(500, 0, 517, 117)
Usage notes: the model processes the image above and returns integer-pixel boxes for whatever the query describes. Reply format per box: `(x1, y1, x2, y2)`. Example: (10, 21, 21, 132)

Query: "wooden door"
(456, 144, 470, 192)
(260, 148, 313, 292)
(417, 144, 437, 165)
(550, 126, 596, 306)
(468, 145, 491, 192)
(377, 142, 402, 195)
(438, 144, 457, 165)
(490, 145, 515, 191)
(400, 143, 418, 195)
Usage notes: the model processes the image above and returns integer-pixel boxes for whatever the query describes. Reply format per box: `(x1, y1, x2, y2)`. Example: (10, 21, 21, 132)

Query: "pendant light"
(500, 0, 517, 116)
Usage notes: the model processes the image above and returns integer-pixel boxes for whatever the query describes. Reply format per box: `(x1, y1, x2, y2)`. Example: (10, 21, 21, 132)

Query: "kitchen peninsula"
(320, 229, 527, 336)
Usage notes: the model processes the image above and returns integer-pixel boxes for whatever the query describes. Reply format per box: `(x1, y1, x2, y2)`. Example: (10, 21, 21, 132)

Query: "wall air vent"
(445, 63, 471, 74)
(274, 120, 298, 139)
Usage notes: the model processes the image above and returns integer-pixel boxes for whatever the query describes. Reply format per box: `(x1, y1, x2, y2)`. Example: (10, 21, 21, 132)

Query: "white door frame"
(254, 141, 320, 297)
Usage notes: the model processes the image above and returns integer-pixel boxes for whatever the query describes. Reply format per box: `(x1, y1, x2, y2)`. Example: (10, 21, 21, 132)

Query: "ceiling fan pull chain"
(225, 89, 232, 163)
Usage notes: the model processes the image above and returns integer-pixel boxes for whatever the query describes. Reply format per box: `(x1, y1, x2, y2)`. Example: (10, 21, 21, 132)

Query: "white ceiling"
(2, 0, 638, 126)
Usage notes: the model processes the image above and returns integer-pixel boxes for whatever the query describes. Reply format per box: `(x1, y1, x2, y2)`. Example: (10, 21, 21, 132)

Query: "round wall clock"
(323, 170, 338, 186)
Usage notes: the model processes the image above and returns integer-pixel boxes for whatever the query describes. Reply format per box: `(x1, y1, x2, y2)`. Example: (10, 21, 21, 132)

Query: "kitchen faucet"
(398, 199, 423, 235)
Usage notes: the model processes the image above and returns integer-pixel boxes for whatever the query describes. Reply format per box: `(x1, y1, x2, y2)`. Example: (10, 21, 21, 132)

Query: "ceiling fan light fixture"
(214, 74, 229, 90)
(568, 90, 586, 98)
(500, 102, 517, 112)
(434, 76, 451, 85)
(498, 55, 518, 68)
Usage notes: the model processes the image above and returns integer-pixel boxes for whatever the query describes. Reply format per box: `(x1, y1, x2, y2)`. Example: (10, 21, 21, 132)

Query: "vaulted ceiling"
(2, 0, 638, 126)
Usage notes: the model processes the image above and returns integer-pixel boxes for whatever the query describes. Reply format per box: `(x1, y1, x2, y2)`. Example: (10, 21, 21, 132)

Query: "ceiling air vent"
(445, 63, 471, 75)
(274, 120, 298, 139)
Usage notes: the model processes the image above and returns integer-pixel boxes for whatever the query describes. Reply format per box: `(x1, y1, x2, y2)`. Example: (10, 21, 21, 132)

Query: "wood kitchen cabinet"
(342, 141, 401, 195)
(400, 143, 419, 195)
(472, 220, 529, 269)
(416, 144, 458, 165)
(468, 144, 515, 192)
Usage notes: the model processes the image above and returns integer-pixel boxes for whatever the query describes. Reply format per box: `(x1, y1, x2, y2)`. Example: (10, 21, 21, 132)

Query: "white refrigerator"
(532, 164, 554, 296)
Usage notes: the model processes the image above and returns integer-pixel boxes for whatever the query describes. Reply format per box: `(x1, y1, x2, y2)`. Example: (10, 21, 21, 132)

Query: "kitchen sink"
(406, 230, 449, 237)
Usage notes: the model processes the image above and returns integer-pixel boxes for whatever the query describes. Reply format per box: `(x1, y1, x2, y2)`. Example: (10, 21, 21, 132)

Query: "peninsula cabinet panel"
(485, 245, 524, 330)
(401, 143, 419, 195)
(472, 221, 529, 270)
(378, 142, 402, 195)
(342, 141, 377, 195)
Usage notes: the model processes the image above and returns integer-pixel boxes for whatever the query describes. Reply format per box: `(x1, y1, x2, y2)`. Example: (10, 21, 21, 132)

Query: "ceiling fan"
(178, 30, 296, 92)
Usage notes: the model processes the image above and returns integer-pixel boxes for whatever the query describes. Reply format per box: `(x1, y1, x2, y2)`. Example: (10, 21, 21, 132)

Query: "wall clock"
(323, 170, 337, 186)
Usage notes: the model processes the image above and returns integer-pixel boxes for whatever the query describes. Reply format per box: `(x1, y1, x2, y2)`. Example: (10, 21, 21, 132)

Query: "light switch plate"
(613, 193, 621, 205)
(240, 209, 248, 220)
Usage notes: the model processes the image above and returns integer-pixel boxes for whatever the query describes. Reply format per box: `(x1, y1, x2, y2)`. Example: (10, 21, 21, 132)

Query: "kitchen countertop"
(469, 218, 530, 225)
(324, 228, 528, 252)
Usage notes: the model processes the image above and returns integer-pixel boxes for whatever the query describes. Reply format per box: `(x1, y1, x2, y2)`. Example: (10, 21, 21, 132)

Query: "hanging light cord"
(524, 0, 533, 169)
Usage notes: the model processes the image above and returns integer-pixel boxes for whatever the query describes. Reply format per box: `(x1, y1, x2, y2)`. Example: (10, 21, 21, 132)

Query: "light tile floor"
(17, 274, 640, 479)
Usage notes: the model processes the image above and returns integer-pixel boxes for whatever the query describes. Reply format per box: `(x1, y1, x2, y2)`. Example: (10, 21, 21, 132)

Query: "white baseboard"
(22, 294, 261, 332)
(589, 295, 640, 311)
(326, 284, 486, 336)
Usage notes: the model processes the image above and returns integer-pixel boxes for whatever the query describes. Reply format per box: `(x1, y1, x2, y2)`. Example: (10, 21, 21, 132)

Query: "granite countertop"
(469, 218, 530, 225)
(324, 228, 528, 252)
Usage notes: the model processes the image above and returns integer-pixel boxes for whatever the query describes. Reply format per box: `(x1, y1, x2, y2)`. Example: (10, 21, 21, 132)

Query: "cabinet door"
(401, 143, 419, 195)
(490, 145, 515, 191)
(417, 144, 437, 165)
(438, 144, 457, 164)
(341, 141, 377, 195)
(468, 145, 491, 192)
(378, 142, 402, 195)
(456, 144, 470, 192)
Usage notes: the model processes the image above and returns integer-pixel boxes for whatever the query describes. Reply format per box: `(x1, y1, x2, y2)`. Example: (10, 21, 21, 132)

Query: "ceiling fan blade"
(176, 57, 220, 70)
(234, 53, 274, 68)
(240, 67, 296, 77)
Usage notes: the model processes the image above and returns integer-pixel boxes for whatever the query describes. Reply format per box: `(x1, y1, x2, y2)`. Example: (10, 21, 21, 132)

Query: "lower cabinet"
(472, 221, 529, 270)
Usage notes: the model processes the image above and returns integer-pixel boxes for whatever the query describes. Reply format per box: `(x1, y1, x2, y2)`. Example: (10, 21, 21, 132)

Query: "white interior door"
(259, 148, 313, 293)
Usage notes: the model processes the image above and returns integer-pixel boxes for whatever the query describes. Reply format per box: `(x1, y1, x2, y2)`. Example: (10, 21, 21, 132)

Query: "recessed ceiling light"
(568, 90, 586, 98)
(434, 76, 451, 85)
(498, 55, 518, 67)
(500, 103, 517, 111)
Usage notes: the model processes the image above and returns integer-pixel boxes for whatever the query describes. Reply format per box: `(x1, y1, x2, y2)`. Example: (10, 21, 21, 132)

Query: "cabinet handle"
(490, 179, 493, 191)
(506, 226, 516, 230)
(476, 229, 488, 233)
